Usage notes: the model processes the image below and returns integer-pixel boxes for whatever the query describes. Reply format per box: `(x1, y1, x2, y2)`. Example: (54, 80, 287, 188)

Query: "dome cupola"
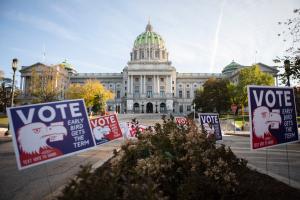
(222, 60, 243, 77)
(130, 21, 169, 63)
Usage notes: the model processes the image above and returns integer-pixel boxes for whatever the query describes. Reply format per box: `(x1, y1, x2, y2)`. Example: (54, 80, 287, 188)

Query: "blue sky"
(0, 0, 299, 83)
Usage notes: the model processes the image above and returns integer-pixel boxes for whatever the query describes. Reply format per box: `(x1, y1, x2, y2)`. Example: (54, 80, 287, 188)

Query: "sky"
(0, 0, 299, 83)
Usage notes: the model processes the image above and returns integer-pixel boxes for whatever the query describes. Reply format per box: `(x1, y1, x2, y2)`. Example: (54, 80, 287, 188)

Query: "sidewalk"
(224, 130, 250, 137)
(224, 128, 300, 138)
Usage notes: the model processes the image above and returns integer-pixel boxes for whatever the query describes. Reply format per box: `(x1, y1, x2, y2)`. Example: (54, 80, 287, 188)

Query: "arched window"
(133, 103, 140, 113)
(134, 50, 137, 60)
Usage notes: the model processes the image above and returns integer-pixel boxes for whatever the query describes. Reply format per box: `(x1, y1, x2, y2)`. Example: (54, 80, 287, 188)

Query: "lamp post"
(155, 102, 158, 113)
(284, 59, 291, 87)
(11, 58, 18, 107)
(193, 103, 195, 121)
(5, 58, 18, 136)
(141, 102, 144, 113)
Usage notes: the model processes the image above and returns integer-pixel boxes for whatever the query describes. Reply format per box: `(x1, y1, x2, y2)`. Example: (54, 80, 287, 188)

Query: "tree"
(235, 65, 274, 109)
(232, 65, 274, 128)
(66, 79, 114, 114)
(193, 78, 231, 113)
(0, 75, 20, 112)
(274, 8, 300, 84)
(29, 67, 64, 103)
(0, 70, 3, 80)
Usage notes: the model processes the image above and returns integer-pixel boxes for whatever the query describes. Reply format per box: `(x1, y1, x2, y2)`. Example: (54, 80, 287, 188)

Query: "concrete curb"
(247, 163, 300, 189)
(224, 133, 250, 137)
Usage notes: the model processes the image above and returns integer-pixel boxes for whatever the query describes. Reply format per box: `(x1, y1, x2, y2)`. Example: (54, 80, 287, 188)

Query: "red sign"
(119, 122, 149, 139)
(175, 117, 187, 125)
(231, 104, 238, 114)
(90, 114, 122, 145)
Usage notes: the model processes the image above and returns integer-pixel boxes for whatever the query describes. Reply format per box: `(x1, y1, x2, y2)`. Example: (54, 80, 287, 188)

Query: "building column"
(20, 76, 23, 93)
(157, 75, 160, 93)
(152, 75, 156, 95)
(140, 75, 142, 94)
(127, 75, 130, 95)
(131, 75, 133, 94)
(143, 75, 146, 94)
(169, 75, 172, 93)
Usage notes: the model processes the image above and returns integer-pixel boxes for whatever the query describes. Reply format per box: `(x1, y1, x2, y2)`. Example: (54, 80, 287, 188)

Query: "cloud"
(4, 11, 79, 41)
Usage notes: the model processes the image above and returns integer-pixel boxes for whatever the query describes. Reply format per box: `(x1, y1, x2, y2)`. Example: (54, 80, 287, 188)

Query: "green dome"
(60, 59, 73, 70)
(222, 61, 243, 75)
(133, 22, 165, 48)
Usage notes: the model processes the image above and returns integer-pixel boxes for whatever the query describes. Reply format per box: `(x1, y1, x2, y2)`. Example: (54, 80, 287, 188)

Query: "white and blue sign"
(7, 99, 96, 170)
(198, 113, 222, 140)
(248, 86, 299, 150)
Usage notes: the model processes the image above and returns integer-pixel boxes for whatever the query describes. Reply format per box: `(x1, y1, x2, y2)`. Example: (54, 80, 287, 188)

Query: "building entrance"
(146, 102, 153, 113)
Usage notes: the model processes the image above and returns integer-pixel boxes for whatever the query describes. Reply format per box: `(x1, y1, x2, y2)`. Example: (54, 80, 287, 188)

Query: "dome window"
(155, 50, 159, 58)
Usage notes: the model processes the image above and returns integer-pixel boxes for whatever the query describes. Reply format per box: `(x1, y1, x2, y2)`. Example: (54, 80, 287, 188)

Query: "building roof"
(60, 59, 73, 70)
(133, 21, 165, 48)
(221, 60, 243, 74)
(19, 62, 49, 72)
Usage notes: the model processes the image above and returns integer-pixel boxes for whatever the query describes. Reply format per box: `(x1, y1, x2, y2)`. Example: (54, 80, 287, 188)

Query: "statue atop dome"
(145, 21, 153, 32)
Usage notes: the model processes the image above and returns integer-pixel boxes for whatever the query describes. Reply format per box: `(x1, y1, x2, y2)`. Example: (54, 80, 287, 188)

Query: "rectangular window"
(117, 91, 120, 99)
(187, 105, 191, 112)
(160, 86, 165, 97)
(179, 90, 183, 98)
(179, 105, 183, 113)
(134, 86, 139, 96)
(187, 91, 190, 98)
(147, 86, 152, 98)
(147, 91, 152, 98)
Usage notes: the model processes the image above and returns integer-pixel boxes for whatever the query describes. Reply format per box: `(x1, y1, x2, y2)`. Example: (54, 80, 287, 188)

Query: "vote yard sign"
(198, 113, 222, 140)
(7, 99, 96, 170)
(119, 122, 150, 139)
(90, 114, 122, 145)
(175, 117, 188, 126)
(248, 86, 299, 150)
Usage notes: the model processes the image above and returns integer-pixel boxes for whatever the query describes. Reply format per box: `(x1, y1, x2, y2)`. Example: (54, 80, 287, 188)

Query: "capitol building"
(19, 22, 278, 114)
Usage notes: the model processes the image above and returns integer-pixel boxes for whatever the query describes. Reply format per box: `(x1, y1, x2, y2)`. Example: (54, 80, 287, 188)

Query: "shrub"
(57, 116, 300, 200)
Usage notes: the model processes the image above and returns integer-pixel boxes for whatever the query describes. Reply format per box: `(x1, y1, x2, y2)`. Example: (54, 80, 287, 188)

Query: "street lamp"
(284, 59, 291, 87)
(193, 103, 195, 120)
(5, 58, 18, 136)
(155, 102, 158, 113)
(141, 102, 144, 113)
(11, 58, 18, 107)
